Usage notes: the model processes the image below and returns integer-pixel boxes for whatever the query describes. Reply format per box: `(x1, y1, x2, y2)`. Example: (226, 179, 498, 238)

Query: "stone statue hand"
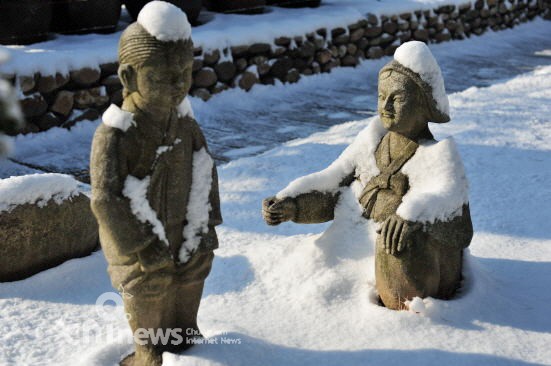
(377, 214, 421, 256)
(262, 196, 297, 226)
(137, 241, 173, 272)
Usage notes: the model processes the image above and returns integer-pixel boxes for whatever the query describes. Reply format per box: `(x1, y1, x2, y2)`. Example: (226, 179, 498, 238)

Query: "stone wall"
(5, 0, 550, 134)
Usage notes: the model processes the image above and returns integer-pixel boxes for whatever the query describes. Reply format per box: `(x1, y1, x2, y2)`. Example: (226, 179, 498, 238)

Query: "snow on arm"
(177, 97, 194, 119)
(0, 173, 80, 213)
(397, 138, 469, 224)
(137, 1, 192, 42)
(102, 104, 135, 132)
(277, 117, 386, 199)
(180, 148, 214, 263)
(394, 41, 449, 116)
(122, 175, 169, 246)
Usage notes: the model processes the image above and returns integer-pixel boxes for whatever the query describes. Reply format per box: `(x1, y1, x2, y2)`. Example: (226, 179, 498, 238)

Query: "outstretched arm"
(262, 172, 355, 225)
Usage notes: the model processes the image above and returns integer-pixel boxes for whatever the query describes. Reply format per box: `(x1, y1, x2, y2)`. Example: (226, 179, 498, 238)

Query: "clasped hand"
(376, 214, 421, 256)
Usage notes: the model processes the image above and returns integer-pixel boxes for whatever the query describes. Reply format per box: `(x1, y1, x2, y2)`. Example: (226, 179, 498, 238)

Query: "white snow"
(177, 97, 194, 119)
(102, 104, 135, 132)
(276, 118, 385, 198)
(398, 137, 469, 223)
(180, 148, 214, 263)
(0, 173, 79, 213)
(122, 175, 169, 246)
(137, 1, 192, 42)
(394, 41, 450, 116)
(156, 139, 181, 158)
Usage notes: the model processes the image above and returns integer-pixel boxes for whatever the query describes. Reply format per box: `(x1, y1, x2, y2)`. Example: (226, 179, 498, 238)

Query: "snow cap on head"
(382, 41, 450, 123)
(137, 1, 191, 42)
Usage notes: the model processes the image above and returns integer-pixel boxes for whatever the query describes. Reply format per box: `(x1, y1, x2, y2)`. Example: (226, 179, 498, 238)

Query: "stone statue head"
(117, 1, 194, 110)
(377, 41, 450, 138)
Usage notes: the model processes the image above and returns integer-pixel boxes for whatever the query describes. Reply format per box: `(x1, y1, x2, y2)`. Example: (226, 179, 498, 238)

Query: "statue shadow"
(0, 251, 113, 305)
(172, 332, 545, 366)
(424, 254, 551, 334)
(203, 254, 254, 297)
(0, 252, 255, 304)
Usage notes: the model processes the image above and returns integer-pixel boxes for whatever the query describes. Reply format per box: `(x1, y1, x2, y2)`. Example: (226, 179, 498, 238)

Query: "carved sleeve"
(90, 128, 159, 255)
(291, 172, 356, 224)
(424, 204, 473, 249)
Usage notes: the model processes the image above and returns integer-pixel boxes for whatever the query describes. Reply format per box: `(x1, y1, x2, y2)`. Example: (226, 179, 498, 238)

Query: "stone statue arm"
(263, 172, 355, 225)
(208, 157, 223, 227)
(90, 129, 166, 256)
(424, 204, 473, 249)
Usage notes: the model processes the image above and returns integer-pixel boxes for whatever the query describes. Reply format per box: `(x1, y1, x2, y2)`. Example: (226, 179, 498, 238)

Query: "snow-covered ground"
(1, 18, 551, 366)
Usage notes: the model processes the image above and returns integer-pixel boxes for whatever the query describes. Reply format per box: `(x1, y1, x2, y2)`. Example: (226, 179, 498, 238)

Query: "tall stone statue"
(263, 41, 473, 311)
(90, 2, 222, 365)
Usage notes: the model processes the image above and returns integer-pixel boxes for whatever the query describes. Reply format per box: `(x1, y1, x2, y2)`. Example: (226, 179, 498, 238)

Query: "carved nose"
(384, 99, 394, 113)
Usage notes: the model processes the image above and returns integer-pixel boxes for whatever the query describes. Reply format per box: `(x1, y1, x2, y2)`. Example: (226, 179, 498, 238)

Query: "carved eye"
(378, 94, 384, 100)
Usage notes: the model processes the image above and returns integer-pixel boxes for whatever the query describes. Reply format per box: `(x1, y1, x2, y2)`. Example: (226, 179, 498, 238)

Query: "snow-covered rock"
(0, 174, 97, 281)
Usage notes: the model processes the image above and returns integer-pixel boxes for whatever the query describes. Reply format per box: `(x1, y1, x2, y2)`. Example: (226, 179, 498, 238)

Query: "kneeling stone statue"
(90, 2, 222, 365)
(263, 41, 473, 310)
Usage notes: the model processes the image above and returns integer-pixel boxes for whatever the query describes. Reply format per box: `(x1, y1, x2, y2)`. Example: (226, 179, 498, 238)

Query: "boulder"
(0, 174, 98, 282)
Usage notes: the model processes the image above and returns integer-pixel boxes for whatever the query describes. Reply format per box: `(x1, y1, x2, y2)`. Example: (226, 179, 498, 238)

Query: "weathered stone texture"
(0, 194, 98, 282)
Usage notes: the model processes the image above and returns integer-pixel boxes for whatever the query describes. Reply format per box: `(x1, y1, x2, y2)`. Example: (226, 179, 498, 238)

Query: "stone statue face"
(378, 70, 429, 138)
(122, 50, 193, 109)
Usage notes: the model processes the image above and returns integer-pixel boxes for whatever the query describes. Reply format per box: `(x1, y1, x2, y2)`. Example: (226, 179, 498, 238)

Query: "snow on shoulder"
(177, 97, 194, 119)
(394, 41, 449, 116)
(0, 173, 80, 213)
(102, 104, 135, 132)
(137, 1, 192, 42)
(276, 117, 468, 224)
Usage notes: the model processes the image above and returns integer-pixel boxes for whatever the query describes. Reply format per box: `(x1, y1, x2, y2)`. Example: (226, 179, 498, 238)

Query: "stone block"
(20, 93, 48, 118)
(214, 62, 237, 83)
(238, 71, 258, 91)
(70, 67, 101, 87)
(50, 91, 74, 117)
(0, 179, 98, 282)
(193, 68, 218, 88)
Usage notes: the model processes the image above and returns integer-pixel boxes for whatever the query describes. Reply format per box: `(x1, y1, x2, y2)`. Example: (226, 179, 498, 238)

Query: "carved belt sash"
(359, 139, 418, 218)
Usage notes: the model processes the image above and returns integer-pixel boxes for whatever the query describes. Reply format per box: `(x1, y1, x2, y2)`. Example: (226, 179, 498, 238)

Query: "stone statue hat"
(118, 1, 193, 64)
(380, 41, 451, 123)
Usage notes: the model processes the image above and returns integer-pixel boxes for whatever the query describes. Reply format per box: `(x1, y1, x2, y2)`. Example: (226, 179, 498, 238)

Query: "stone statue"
(90, 2, 222, 365)
(263, 41, 473, 311)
